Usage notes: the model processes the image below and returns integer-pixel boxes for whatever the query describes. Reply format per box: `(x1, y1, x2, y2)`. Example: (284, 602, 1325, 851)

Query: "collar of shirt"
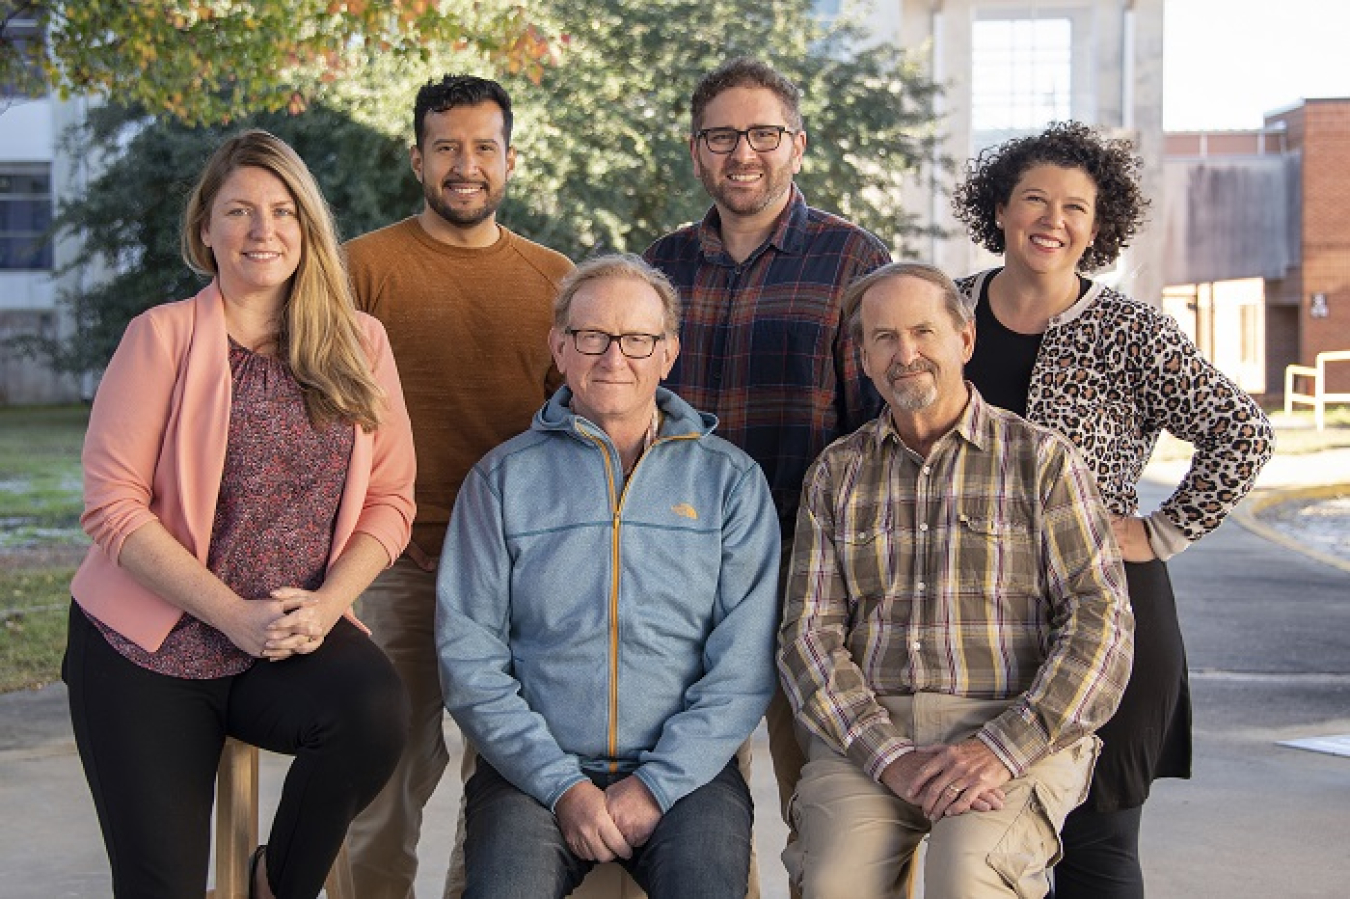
(695, 183, 809, 266)
(626, 406, 663, 477)
(872, 383, 990, 458)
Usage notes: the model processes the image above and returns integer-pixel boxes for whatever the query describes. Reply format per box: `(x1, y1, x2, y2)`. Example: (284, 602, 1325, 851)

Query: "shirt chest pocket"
(954, 511, 1040, 599)
(838, 518, 904, 612)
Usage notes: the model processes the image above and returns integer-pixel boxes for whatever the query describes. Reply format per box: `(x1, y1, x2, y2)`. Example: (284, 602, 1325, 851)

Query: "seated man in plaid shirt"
(778, 262, 1134, 899)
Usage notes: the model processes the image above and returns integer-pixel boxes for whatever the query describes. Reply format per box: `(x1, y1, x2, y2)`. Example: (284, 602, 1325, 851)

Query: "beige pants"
(347, 559, 450, 899)
(787, 695, 1097, 899)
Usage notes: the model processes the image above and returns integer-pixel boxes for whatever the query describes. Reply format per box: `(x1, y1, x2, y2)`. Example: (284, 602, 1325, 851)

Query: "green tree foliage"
(9, 0, 943, 375)
(20, 103, 421, 374)
(494, 0, 943, 259)
(0, 0, 556, 125)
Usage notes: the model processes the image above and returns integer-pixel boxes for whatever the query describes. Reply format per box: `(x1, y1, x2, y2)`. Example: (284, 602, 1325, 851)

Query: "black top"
(965, 269, 1088, 417)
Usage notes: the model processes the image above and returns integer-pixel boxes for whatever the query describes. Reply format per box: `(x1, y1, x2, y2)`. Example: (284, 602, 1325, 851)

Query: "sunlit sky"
(1164, 0, 1350, 131)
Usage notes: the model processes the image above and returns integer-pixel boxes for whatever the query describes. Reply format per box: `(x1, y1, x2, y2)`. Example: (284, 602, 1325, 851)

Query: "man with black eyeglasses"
(643, 57, 892, 885)
(436, 254, 780, 899)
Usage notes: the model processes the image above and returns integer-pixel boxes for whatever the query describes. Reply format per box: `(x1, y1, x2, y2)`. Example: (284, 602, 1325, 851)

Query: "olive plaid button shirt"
(778, 389, 1134, 779)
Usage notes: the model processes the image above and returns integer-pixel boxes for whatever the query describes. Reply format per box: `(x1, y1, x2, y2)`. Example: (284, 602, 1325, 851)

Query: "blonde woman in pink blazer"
(64, 130, 417, 899)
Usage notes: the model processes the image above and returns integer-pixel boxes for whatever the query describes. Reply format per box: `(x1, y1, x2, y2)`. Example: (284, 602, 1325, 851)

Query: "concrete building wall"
(0, 69, 108, 404)
(1160, 153, 1299, 286)
(1160, 98, 1350, 399)
(873, 0, 1166, 305)
(0, 93, 84, 405)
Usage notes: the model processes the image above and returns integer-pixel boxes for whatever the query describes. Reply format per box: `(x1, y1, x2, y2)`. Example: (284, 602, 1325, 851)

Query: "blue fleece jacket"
(436, 386, 780, 813)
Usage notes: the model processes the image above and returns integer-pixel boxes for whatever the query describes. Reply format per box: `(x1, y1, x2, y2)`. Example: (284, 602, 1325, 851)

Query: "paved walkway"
(2, 448, 1347, 897)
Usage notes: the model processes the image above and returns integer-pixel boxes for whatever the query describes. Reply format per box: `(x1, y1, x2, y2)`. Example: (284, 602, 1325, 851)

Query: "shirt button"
(916, 582, 926, 591)
(918, 523, 928, 532)
(922, 466, 932, 476)
(911, 641, 922, 652)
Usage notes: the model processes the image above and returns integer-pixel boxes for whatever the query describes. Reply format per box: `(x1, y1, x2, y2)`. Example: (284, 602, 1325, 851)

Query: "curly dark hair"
(951, 121, 1149, 272)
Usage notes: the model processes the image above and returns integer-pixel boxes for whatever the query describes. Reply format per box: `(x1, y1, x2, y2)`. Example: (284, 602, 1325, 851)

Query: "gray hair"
(843, 262, 973, 343)
(554, 254, 682, 336)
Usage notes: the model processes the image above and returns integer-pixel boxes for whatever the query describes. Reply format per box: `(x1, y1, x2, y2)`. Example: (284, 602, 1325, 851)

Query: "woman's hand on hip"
(1111, 514, 1156, 563)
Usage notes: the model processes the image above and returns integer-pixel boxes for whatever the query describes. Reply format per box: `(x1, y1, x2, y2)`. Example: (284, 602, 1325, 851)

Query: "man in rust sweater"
(344, 74, 573, 898)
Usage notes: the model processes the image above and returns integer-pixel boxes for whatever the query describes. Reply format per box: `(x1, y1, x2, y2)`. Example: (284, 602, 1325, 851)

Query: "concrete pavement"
(1131, 472, 1350, 898)
(2, 450, 1347, 897)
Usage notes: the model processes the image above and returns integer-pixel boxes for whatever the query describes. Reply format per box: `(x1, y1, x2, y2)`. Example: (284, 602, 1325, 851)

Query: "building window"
(0, 166, 54, 270)
(971, 16, 1073, 152)
(0, 14, 45, 98)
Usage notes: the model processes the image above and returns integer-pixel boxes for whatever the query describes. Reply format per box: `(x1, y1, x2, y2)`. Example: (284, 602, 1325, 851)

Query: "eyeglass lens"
(701, 126, 788, 153)
(570, 330, 659, 358)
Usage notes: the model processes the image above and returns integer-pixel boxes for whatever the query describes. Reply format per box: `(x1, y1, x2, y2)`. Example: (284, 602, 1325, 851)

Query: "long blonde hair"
(182, 129, 384, 431)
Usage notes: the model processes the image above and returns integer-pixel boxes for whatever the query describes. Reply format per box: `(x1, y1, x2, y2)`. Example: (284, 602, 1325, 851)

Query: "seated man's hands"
(555, 781, 633, 862)
(880, 739, 1012, 820)
(605, 775, 663, 848)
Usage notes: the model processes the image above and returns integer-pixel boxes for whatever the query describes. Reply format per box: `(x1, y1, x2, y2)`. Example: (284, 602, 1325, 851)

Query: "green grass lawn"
(0, 405, 87, 535)
(0, 568, 75, 692)
(0, 405, 88, 691)
(1151, 405, 1350, 461)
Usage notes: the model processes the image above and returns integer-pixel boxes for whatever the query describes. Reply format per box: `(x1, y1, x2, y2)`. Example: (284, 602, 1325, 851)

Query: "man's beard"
(885, 361, 938, 411)
(424, 180, 505, 229)
(698, 161, 793, 218)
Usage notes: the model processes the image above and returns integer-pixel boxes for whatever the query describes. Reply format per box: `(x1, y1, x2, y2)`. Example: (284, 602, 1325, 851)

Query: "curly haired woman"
(952, 121, 1274, 898)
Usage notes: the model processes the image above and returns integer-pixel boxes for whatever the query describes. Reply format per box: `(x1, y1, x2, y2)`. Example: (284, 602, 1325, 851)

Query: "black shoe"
(248, 844, 267, 899)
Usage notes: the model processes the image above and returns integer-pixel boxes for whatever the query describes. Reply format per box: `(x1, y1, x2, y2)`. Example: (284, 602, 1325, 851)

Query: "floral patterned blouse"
(90, 340, 353, 678)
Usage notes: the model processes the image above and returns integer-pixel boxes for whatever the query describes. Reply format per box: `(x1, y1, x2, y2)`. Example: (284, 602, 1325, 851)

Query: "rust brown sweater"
(346, 218, 572, 555)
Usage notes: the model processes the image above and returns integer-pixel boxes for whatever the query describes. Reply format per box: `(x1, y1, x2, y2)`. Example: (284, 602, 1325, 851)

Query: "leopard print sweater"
(958, 270, 1274, 553)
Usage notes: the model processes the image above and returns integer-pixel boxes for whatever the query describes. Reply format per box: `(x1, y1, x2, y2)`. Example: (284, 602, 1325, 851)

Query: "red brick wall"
(1297, 101, 1350, 392)
(1265, 305, 1300, 396)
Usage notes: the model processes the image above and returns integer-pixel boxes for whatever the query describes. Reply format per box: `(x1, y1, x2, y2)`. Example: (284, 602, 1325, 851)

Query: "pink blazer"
(71, 281, 416, 652)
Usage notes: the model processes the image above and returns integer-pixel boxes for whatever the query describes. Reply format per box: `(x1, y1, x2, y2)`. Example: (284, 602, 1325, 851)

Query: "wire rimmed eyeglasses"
(695, 125, 798, 154)
(564, 329, 666, 359)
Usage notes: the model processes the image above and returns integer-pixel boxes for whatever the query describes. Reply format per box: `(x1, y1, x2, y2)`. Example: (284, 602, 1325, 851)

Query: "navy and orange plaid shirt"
(644, 186, 891, 538)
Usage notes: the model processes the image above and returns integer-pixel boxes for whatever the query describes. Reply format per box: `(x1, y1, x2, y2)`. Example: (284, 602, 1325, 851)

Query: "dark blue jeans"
(463, 759, 753, 899)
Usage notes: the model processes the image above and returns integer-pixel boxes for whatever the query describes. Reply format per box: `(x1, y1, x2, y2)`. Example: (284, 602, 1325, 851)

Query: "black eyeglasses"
(565, 329, 665, 359)
(696, 125, 798, 154)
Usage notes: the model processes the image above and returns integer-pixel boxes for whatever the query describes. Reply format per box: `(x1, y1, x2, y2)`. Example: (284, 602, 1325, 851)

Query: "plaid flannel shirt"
(644, 186, 890, 537)
(778, 389, 1134, 779)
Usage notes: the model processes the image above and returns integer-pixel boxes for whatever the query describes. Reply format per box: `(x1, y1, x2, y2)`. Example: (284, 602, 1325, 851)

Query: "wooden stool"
(569, 863, 647, 898)
(206, 737, 355, 899)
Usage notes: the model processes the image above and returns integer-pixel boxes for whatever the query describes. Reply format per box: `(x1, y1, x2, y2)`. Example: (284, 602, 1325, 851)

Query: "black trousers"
(64, 603, 409, 899)
(1052, 805, 1144, 899)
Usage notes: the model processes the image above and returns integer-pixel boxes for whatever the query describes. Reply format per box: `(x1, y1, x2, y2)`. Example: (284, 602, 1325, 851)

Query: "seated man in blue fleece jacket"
(436, 253, 780, 899)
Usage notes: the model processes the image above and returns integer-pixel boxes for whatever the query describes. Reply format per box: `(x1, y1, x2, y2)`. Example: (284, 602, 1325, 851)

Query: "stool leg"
(210, 738, 260, 899)
(323, 841, 357, 899)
